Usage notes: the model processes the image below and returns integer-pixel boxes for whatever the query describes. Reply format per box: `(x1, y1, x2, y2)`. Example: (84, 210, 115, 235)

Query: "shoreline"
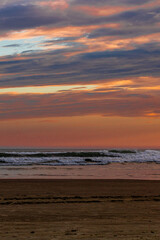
(0, 162, 160, 180)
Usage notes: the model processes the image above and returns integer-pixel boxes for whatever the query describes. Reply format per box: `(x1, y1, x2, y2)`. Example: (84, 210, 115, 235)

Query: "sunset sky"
(0, 0, 160, 148)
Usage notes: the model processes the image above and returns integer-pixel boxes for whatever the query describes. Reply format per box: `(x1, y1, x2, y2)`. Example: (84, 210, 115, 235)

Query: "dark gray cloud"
(0, 45, 160, 88)
(71, 0, 153, 6)
(88, 25, 159, 39)
(0, 4, 63, 32)
(44, 37, 80, 44)
(0, 1, 159, 69)
(0, 4, 109, 33)
(2, 44, 21, 47)
(0, 2, 159, 40)
(1, 2, 158, 34)
(108, 7, 160, 25)
(42, 38, 83, 48)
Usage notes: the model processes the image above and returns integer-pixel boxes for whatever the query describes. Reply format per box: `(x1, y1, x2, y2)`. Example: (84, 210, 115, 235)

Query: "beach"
(1, 0, 160, 238)
(0, 179, 160, 239)
(1, 162, 160, 179)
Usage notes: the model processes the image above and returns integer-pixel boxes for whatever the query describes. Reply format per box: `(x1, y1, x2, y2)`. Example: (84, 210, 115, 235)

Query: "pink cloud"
(40, 0, 69, 10)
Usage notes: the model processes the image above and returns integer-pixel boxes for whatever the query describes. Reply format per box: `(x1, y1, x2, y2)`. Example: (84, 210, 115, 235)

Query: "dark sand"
(0, 179, 160, 239)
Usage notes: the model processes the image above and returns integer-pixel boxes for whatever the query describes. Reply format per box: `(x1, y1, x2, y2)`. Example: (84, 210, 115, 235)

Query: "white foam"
(0, 149, 159, 166)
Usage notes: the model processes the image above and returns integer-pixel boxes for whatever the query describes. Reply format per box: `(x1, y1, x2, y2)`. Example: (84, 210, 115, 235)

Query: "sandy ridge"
(1, 194, 160, 205)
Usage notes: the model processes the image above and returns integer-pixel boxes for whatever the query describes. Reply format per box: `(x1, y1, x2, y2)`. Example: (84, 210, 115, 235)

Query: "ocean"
(0, 149, 159, 166)
(0, 149, 160, 179)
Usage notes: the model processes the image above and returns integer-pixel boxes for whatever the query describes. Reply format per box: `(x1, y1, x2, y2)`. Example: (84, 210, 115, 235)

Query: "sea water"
(0, 149, 159, 166)
(0, 149, 160, 179)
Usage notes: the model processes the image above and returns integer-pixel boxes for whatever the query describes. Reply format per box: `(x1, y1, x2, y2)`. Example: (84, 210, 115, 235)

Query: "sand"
(0, 179, 160, 239)
(1, 163, 160, 179)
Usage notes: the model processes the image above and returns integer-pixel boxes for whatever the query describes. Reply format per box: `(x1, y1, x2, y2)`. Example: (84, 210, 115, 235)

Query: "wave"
(0, 149, 159, 166)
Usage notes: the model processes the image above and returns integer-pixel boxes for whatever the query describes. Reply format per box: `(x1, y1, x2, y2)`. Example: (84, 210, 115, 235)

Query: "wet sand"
(1, 163, 160, 179)
(0, 179, 160, 239)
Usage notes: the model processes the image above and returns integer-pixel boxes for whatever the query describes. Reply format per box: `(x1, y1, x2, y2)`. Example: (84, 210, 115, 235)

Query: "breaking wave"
(0, 149, 159, 166)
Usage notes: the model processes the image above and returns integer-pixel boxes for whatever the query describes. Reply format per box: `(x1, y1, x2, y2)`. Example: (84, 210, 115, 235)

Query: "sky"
(0, 0, 160, 148)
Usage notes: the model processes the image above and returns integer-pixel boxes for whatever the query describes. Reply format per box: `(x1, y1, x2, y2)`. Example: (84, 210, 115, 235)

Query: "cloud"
(88, 25, 160, 39)
(0, 3, 110, 34)
(2, 43, 21, 47)
(108, 7, 160, 25)
(0, 0, 160, 123)
(1, 43, 160, 88)
(1, 1, 158, 35)
(0, 85, 159, 120)
(0, 4, 64, 32)
(71, 0, 153, 6)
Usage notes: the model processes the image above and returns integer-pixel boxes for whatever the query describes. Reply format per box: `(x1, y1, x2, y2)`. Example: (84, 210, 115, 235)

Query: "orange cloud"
(39, 0, 69, 10)
(0, 23, 120, 41)
(64, 31, 160, 57)
(141, 0, 160, 8)
(74, 5, 129, 17)
(73, 1, 160, 17)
